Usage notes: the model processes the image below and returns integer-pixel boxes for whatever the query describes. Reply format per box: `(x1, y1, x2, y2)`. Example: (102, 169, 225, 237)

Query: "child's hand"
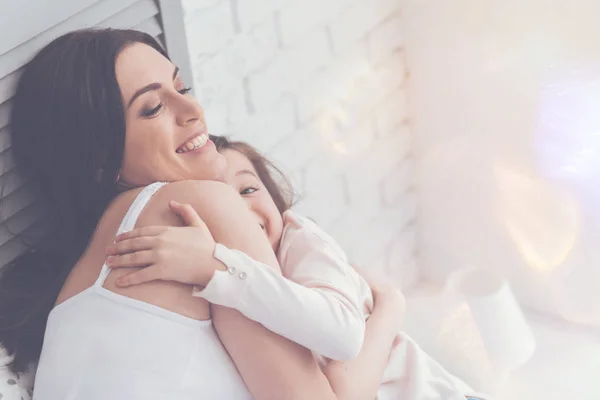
(351, 263, 406, 332)
(105, 201, 225, 288)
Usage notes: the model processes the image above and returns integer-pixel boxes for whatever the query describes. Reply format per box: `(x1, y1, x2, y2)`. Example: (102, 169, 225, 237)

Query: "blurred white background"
(405, 0, 600, 330)
(403, 0, 600, 398)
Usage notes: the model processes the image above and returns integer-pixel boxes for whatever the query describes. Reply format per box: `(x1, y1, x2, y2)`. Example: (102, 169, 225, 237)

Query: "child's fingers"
(116, 267, 158, 287)
(107, 250, 154, 269)
(106, 236, 156, 256)
(169, 201, 204, 227)
(115, 226, 167, 242)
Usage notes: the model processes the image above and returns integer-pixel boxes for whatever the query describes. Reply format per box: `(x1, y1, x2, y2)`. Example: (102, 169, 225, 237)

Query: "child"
(107, 136, 489, 400)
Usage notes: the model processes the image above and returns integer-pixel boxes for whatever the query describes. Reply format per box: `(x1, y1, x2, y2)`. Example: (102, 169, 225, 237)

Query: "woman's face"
(116, 43, 225, 186)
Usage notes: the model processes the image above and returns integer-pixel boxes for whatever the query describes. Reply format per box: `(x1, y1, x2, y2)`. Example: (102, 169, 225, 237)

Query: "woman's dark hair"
(0, 28, 168, 373)
(211, 135, 295, 214)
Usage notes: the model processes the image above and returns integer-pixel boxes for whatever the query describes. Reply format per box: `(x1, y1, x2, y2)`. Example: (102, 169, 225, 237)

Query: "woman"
(0, 29, 400, 399)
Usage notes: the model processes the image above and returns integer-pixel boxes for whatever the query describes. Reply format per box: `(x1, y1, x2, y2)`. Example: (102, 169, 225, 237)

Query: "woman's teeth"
(177, 134, 208, 153)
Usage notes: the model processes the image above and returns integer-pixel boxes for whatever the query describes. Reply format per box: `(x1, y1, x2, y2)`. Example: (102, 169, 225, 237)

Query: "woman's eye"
(240, 186, 258, 196)
(178, 87, 192, 95)
(141, 103, 163, 117)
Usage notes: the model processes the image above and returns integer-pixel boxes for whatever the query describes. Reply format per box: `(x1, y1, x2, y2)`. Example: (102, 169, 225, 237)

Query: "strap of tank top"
(94, 182, 167, 287)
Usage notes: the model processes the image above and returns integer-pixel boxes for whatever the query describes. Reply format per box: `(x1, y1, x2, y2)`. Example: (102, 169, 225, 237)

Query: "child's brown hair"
(211, 135, 295, 214)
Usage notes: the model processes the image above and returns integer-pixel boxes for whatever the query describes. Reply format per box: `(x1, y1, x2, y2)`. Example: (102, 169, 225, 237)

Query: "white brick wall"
(181, 0, 416, 287)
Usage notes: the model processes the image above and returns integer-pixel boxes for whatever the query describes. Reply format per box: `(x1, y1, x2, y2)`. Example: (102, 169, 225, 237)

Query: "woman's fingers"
(107, 250, 155, 269)
(106, 236, 158, 255)
(114, 226, 167, 242)
(169, 201, 204, 227)
(116, 267, 159, 287)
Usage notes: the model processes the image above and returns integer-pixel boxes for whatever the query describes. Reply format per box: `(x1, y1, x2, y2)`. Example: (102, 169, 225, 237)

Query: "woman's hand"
(105, 201, 225, 288)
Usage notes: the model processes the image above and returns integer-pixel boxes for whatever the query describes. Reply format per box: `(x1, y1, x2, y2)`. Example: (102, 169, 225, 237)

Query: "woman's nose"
(176, 94, 203, 126)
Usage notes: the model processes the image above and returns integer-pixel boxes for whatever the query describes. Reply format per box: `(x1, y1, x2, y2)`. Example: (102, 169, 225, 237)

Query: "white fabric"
(196, 210, 489, 400)
(33, 183, 252, 400)
(0, 346, 34, 400)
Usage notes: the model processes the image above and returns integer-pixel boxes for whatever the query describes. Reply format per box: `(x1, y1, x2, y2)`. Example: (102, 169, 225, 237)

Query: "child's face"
(221, 149, 284, 250)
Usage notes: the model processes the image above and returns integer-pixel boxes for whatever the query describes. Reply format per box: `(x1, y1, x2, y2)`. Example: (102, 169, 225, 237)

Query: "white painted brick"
(268, 0, 295, 10)
(182, 0, 225, 13)
(353, 185, 385, 222)
(277, 0, 354, 46)
(342, 203, 408, 265)
(193, 67, 244, 131)
(233, 94, 297, 152)
(367, 12, 404, 65)
(389, 229, 416, 267)
(287, 168, 306, 198)
(379, 203, 415, 239)
(347, 230, 390, 268)
(324, 188, 382, 251)
(246, 62, 289, 114)
(303, 113, 376, 184)
(381, 158, 412, 206)
(296, 42, 370, 123)
(353, 201, 416, 264)
(192, 55, 237, 112)
(279, 28, 332, 85)
(200, 87, 247, 137)
(388, 229, 418, 288)
(341, 51, 406, 117)
(276, 0, 325, 47)
(293, 176, 347, 227)
(247, 27, 332, 112)
(345, 130, 411, 201)
(224, 88, 251, 133)
(234, 0, 276, 31)
(192, 20, 278, 93)
(230, 21, 280, 76)
(266, 123, 325, 171)
(375, 86, 409, 137)
(329, 0, 400, 55)
(302, 149, 346, 190)
(184, 1, 236, 55)
(204, 106, 229, 135)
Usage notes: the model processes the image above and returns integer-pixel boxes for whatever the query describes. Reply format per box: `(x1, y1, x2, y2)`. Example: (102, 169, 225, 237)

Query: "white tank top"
(33, 183, 253, 400)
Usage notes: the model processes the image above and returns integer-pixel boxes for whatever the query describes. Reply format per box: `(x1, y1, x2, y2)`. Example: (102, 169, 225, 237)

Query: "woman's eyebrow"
(127, 66, 180, 108)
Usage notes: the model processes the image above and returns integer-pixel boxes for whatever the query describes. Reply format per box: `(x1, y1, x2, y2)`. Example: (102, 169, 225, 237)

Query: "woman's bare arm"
(145, 180, 337, 400)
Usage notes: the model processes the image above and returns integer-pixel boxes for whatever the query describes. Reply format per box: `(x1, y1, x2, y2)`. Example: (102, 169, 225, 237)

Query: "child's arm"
(322, 283, 405, 400)
(108, 205, 367, 361)
(194, 238, 366, 361)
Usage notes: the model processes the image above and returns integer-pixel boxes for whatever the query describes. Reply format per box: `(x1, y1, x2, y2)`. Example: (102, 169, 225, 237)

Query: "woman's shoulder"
(150, 180, 237, 206)
(136, 180, 241, 226)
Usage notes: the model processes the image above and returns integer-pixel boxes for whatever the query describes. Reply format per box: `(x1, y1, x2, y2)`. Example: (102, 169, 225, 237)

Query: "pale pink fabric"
(196, 210, 489, 400)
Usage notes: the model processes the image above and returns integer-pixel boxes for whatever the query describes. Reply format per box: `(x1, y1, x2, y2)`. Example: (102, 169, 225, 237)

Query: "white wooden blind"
(0, 0, 166, 267)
